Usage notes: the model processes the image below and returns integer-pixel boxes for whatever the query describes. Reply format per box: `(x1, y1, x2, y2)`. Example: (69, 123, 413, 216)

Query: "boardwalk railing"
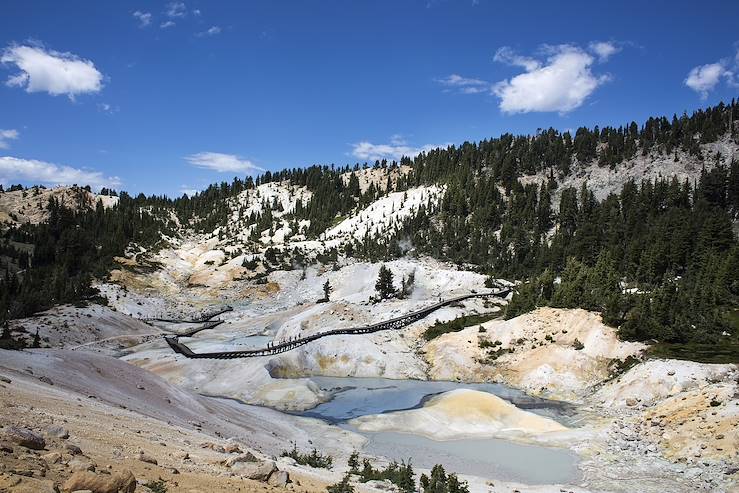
(164, 289, 511, 359)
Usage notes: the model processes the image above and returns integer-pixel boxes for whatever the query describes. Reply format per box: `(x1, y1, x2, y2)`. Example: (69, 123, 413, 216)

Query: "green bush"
(423, 313, 499, 341)
(281, 444, 333, 469)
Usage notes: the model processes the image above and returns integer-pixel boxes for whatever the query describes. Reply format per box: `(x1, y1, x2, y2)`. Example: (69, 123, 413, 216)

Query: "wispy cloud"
(160, 20, 176, 29)
(1, 43, 104, 99)
(97, 103, 118, 114)
(0, 156, 121, 190)
(197, 26, 222, 37)
(493, 47, 541, 71)
(491, 44, 612, 114)
(165, 1, 187, 18)
(185, 152, 263, 173)
(436, 74, 489, 94)
(0, 129, 19, 149)
(351, 138, 452, 162)
(132, 10, 152, 28)
(589, 41, 620, 62)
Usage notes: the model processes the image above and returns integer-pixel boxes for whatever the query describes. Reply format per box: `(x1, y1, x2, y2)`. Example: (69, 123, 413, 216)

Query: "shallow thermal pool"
(299, 376, 581, 484)
(180, 334, 273, 352)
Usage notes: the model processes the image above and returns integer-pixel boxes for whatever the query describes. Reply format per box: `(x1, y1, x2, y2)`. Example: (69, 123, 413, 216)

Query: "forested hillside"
(1, 101, 737, 349)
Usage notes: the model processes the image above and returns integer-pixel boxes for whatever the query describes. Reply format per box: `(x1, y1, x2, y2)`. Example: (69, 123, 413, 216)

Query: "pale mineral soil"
(3, 249, 739, 493)
(0, 186, 118, 225)
(0, 349, 361, 493)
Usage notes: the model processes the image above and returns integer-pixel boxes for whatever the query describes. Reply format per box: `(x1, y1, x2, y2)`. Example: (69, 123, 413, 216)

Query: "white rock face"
(593, 359, 739, 408)
(520, 135, 739, 202)
(426, 307, 646, 400)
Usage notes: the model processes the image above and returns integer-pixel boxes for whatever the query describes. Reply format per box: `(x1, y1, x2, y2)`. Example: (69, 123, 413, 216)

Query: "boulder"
(267, 470, 289, 487)
(47, 426, 69, 439)
(68, 458, 96, 472)
(65, 444, 83, 455)
(199, 442, 225, 453)
(41, 452, 62, 464)
(2, 427, 46, 450)
(62, 469, 136, 493)
(365, 480, 399, 491)
(231, 460, 277, 481)
(137, 452, 158, 465)
(38, 376, 54, 386)
(225, 452, 257, 467)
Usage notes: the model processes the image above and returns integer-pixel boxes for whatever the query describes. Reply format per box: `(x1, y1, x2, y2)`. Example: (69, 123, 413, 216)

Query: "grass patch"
(422, 313, 500, 341)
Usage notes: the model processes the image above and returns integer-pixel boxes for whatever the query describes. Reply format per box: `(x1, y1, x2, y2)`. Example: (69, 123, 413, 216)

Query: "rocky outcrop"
(62, 470, 136, 493)
(2, 427, 46, 450)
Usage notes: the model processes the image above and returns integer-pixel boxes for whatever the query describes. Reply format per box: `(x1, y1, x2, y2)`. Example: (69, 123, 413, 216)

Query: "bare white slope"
(9, 304, 158, 352)
(324, 185, 443, 241)
(219, 181, 312, 246)
(0, 186, 118, 225)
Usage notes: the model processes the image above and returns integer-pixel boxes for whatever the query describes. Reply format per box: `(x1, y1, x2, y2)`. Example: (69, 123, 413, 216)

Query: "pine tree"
(32, 329, 41, 348)
(323, 280, 333, 302)
(347, 451, 359, 474)
(375, 265, 395, 300)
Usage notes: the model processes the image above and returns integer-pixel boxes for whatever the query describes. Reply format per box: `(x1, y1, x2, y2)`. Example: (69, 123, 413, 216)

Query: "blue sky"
(1, 0, 738, 196)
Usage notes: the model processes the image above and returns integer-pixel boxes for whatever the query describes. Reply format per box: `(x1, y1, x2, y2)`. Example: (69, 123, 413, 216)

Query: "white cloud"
(436, 74, 489, 94)
(0, 156, 121, 190)
(1, 44, 104, 99)
(492, 44, 610, 114)
(0, 129, 19, 149)
(589, 41, 620, 62)
(685, 63, 728, 99)
(160, 21, 176, 29)
(351, 139, 451, 162)
(166, 2, 187, 18)
(390, 134, 407, 146)
(493, 47, 540, 71)
(193, 9, 201, 16)
(197, 26, 222, 37)
(185, 152, 263, 173)
(132, 10, 152, 27)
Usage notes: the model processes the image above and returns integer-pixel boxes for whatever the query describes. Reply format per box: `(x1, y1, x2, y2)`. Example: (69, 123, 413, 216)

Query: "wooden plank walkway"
(163, 289, 511, 359)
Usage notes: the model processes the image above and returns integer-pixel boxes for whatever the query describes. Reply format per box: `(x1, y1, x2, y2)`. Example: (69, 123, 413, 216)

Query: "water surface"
(299, 376, 580, 485)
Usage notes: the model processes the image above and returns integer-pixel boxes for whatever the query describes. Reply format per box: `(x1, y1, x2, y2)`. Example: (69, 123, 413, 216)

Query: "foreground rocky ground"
(0, 350, 355, 493)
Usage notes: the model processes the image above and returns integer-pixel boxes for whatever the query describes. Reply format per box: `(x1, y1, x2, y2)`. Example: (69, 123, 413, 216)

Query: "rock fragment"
(2, 426, 46, 450)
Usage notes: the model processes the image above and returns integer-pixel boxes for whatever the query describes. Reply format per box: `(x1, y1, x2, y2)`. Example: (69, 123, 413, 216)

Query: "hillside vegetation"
(1, 101, 738, 352)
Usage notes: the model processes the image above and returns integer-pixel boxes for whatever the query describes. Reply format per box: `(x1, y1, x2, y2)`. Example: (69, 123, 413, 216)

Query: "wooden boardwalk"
(164, 289, 511, 359)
